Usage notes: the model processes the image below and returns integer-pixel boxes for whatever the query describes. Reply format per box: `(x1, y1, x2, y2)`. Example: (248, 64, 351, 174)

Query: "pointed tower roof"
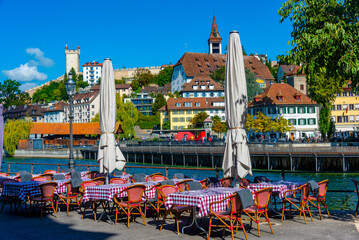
(208, 16, 222, 42)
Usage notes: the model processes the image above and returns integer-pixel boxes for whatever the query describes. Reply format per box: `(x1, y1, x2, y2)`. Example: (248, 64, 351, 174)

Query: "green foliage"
(115, 79, 126, 84)
(279, 0, 359, 136)
(134, 68, 155, 87)
(272, 116, 293, 133)
(131, 80, 140, 91)
(0, 79, 30, 108)
(265, 59, 278, 82)
(155, 66, 173, 86)
(253, 112, 272, 133)
(4, 119, 32, 156)
(116, 94, 138, 139)
(210, 65, 225, 85)
(246, 69, 263, 101)
(211, 115, 221, 123)
(136, 112, 160, 129)
(162, 121, 170, 130)
(211, 121, 227, 134)
(151, 93, 166, 114)
(245, 114, 255, 131)
(190, 112, 209, 128)
(247, 113, 292, 134)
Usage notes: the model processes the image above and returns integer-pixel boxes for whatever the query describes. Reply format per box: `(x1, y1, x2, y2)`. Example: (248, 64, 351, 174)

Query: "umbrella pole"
(106, 172, 109, 185)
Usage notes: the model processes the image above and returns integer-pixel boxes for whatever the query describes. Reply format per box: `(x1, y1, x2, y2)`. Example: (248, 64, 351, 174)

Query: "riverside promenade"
(0, 205, 358, 240)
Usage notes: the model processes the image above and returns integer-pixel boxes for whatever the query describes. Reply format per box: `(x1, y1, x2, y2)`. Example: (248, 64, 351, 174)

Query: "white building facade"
(83, 61, 103, 86)
(64, 92, 100, 123)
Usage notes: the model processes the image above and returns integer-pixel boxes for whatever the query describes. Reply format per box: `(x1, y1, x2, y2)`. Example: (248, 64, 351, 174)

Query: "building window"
(298, 118, 306, 125)
(356, 115, 359, 122)
(331, 116, 336, 122)
(288, 119, 296, 125)
(308, 118, 316, 125)
(337, 105, 342, 111)
(92, 105, 95, 108)
(288, 107, 296, 114)
(355, 104, 359, 110)
(179, 110, 184, 115)
(176, 103, 181, 107)
(184, 102, 192, 107)
(343, 104, 348, 110)
(336, 93, 341, 97)
(173, 111, 178, 115)
(349, 104, 354, 110)
(343, 116, 348, 122)
(195, 103, 200, 107)
(186, 117, 192, 121)
(331, 105, 335, 110)
(298, 107, 305, 114)
(337, 116, 342, 123)
(349, 91, 353, 96)
(350, 115, 355, 122)
(172, 117, 178, 122)
(308, 106, 315, 113)
(300, 84, 304, 90)
(343, 91, 348, 97)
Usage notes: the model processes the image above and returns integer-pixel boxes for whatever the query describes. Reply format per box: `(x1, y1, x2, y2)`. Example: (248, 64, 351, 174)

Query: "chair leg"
(322, 201, 331, 218)
(255, 212, 260, 237)
(302, 206, 307, 224)
(160, 210, 169, 231)
(239, 217, 248, 240)
(317, 200, 322, 220)
(207, 218, 212, 240)
(265, 211, 274, 234)
(355, 201, 359, 217)
(139, 205, 146, 226)
(281, 203, 285, 222)
(306, 204, 313, 222)
(51, 201, 57, 218)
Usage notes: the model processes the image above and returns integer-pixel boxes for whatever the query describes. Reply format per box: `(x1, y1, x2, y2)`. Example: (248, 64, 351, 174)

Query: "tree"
(155, 66, 173, 86)
(0, 79, 29, 107)
(4, 119, 32, 156)
(272, 116, 293, 136)
(253, 112, 272, 134)
(245, 114, 255, 131)
(279, 0, 359, 138)
(211, 115, 221, 123)
(210, 65, 225, 85)
(134, 68, 155, 86)
(131, 80, 140, 91)
(190, 112, 209, 128)
(151, 93, 166, 113)
(211, 120, 227, 138)
(245, 69, 263, 101)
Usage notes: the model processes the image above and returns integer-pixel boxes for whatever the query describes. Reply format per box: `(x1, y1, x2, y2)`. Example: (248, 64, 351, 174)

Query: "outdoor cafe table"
(247, 182, 302, 199)
(165, 187, 241, 236)
(82, 182, 157, 203)
(1, 180, 68, 201)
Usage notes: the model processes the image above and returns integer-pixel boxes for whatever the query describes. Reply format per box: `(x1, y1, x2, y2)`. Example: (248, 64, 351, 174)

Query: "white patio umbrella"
(97, 58, 126, 176)
(222, 31, 252, 180)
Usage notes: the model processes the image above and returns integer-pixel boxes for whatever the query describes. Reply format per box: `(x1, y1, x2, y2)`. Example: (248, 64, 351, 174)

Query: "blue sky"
(0, 0, 293, 91)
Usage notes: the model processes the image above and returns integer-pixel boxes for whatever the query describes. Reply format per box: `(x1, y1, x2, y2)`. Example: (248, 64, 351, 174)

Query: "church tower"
(208, 16, 222, 54)
(65, 44, 81, 74)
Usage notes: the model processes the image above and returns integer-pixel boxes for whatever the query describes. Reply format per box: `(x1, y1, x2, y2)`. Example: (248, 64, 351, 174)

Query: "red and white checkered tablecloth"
(2, 180, 68, 201)
(82, 182, 157, 203)
(247, 182, 301, 199)
(165, 187, 240, 218)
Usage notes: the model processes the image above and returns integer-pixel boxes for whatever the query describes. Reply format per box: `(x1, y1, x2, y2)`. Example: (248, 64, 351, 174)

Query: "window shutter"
(304, 119, 307, 125)
(293, 107, 296, 114)
(313, 118, 316, 124)
(313, 106, 315, 113)
(294, 119, 297, 125)
(303, 107, 306, 113)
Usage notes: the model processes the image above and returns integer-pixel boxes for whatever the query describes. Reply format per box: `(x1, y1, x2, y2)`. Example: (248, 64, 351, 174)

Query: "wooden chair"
(110, 178, 127, 184)
(200, 179, 209, 189)
(44, 170, 57, 174)
(30, 182, 58, 219)
(220, 177, 234, 187)
(175, 179, 193, 192)
(351, 179, 359, 217)
(113, 184, 147, 227)
(56, 180, 81, 216)
(81, 181, 101, 221)
(86, 171, 99, 179)
(208, 192, 248, 240)
(151, 175, 168, 181)
(281, 183, 313, 224)
(308, 179, 331, 219)
(92, 177, 106, 185)
(159, 185, 192, 234)
(39, 173, 53, 181)
(31, 176, 47, 182)
(0, 179, 19, 213)
(238, 178, 251, 189)
(243, 187, 274, 237)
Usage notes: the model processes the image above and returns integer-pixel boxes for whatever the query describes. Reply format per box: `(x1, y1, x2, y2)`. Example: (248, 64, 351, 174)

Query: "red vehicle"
(174, 131, 207, 141)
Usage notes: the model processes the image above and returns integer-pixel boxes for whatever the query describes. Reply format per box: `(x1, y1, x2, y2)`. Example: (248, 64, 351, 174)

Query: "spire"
(65, 44, 68, 50)
(208, 16, 222, 41)
(208, 16, 222, 54)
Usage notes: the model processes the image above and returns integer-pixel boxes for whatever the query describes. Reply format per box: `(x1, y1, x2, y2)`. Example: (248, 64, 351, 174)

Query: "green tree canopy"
(245, 69, 263, 101)
(210, 65, 225, 85)
(4, 119, 32, 156)
(151, 93, 166, 114)
(155, 66, 173, 86)
(190, 112, 209, 128)
(279, 0, 359, 138)
(0, 79, 30, 107)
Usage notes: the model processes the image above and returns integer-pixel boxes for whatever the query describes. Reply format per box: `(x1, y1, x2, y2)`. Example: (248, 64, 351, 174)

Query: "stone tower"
(65, 44, 80, 74)
(208, 16, 222, 54)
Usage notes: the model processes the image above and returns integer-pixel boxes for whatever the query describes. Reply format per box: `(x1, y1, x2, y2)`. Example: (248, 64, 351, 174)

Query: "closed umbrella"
(0, 104, 3, 171)
(222, 31, 252, 180)
(97, 59, 126, 176)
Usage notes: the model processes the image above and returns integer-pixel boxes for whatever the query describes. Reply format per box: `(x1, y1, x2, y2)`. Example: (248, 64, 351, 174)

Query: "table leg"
(97, 201, 114, 225)
(182, 206, 208, 237)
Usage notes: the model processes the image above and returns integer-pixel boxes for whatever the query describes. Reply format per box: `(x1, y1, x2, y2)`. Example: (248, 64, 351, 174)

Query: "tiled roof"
(285, 66, 305, 76)
(43, 102, 66, 113)
(181, 76, 223, 92)
(30, 122, 123, 135)
(141, 83, 171, 94)
(174, 53, 274, 80)
(90, 84, 131, 91)
(72, 91, 99, 102)
(248, 83, 317, 107)
(82, 62, 103, 67)
(3, 104, 43, 117)
(160, 97, 224, 111)
(279, 65, 299, 74)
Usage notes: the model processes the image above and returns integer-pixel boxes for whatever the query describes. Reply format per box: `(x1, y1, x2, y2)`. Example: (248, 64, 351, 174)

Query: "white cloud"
(26, 48, 54, 67)
(2, 63, 47, 82)
(19, 82, 38, 91)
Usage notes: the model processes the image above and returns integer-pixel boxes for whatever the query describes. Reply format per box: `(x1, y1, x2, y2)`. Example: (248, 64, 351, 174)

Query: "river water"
(2, 157, 358, 211)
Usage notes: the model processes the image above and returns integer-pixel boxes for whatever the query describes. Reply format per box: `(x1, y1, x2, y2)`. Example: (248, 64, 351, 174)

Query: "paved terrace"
(0, 205, 358, 240)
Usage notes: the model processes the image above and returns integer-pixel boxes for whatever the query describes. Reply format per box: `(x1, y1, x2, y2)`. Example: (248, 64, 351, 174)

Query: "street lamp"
(65, 72, 76, 170)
